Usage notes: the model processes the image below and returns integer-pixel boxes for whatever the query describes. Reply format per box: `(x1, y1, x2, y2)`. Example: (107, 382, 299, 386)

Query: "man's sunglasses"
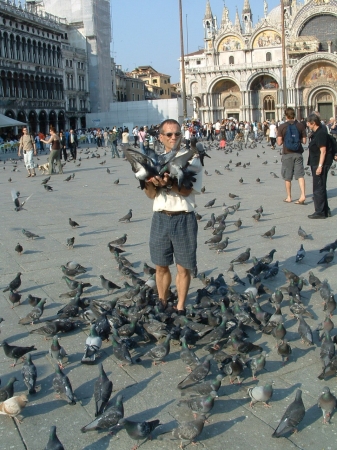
(161, 132, 182, 137)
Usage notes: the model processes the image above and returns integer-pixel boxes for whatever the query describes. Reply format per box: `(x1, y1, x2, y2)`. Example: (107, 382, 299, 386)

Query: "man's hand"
(147, 172, 171, 187)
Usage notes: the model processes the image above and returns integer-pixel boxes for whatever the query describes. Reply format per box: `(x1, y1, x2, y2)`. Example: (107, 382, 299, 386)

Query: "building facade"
(130, 66, 174, 100)
(0, 1, 90, 133)
(184, 0, 337, 123)
(43, 0, 112, 114)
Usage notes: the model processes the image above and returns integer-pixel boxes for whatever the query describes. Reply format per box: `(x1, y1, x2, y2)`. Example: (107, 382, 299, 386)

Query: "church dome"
(267, 5, 282, 25)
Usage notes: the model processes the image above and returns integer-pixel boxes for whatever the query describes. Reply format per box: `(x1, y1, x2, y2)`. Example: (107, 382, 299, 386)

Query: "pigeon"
(262, 226, 276, 239)
(180, 336, 200, 368)
(41, 176, 51, 185)
(205, 231, 223, 245)
(52, 364, 76, 405)
(22, 229, 39, 240)
(231, 248, 251, 264)
(319, 239, 337, 253)
(67, 237, 75, 249)
(204, 198, 216, 208)
(180, 374, 223, 397)
(227, 263, 245, 286)
(21, 353, 37, 395)
(18, 298, 46, 325)
(317, 249, 335, 265)
(44, 185, 53, 191)
(178, 391, 218, 415)
(111, 336, 133, 365)
(0, 394, 28, 422)
(317, 386, 336, 424)
(247, 352, 267, 380)
(114, 178, 119, 185)
(296, 244, 306, 263)
(277, 339, 292, 364)
(140, 334, 171, 364)
(210, 237, 229, 253)
(248, 382, 273, 407)
(11, 189, 32, 211)
(94, 363, 113, 417)
(298, 226, 308, 240)
(323, 294, 336, 317)
(296, 315, 313, 345)
(221, 355, 245, 384)
(272, 389, 305, 437)
(99, 275, 121, 294)
(177, 355, 213, 389)
(81, 395, 124, 432)
(118, 209, 132, 222)
(64, 175, 71, 182)
(8, 290, 22, 308)
(44, 426, 65, 450)
(50, 336, 68, 368)
(0, 377, 18, 402)
(252, 213, 261, 222)
(143, 262, 156, 275)
(109, 234, 127, 246)
(3, 272, 22, 292)
(60, 264, 86, 277)
(0, 341, 36, 367)
(15, 243, 23, 255)
(233, 218, 242, 229)
(118, 417, 160, 448)
(69, 218, 79, 228)
(81, 325, 102, 364)
(158, 414, 206, 448)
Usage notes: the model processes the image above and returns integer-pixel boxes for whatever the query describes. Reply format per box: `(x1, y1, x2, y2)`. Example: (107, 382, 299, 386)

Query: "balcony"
(67, 107, 78, 112)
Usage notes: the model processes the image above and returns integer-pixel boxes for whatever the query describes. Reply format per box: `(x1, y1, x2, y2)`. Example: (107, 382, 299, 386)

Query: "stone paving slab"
(1, 140, 337, 449)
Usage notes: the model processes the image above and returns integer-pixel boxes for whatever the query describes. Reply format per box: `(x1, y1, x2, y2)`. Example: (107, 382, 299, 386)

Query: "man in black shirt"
(306, 113, 333, 219)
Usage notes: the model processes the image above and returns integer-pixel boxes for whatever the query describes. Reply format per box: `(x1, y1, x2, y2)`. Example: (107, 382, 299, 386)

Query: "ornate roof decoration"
(204, 0, 213, 20)
(242, 0, 252, 14)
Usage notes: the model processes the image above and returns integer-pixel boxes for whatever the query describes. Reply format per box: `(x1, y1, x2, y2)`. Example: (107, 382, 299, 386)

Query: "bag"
(327, 134, 337, 158)
(220, 139, 226, 148)
(284, 121, 301, 151)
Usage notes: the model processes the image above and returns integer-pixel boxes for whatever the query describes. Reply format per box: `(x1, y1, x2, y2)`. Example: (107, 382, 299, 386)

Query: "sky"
(112, 0, 282, 82)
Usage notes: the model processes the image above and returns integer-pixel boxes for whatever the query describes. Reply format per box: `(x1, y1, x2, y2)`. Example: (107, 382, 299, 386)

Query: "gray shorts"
(281, 153, 305, 181)
(150, 211, 197, 269)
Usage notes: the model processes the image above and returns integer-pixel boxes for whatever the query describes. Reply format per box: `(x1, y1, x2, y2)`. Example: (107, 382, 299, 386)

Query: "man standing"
(277, 107, 307, 204)
(132, 126, 139, 147)
(144, 119, 202, 314)
(18, 127, 37, 177)
(68, 129, 78, 161)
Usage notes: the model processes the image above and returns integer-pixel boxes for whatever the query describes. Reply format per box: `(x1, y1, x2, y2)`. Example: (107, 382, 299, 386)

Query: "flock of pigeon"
(1, 137, 337, 449)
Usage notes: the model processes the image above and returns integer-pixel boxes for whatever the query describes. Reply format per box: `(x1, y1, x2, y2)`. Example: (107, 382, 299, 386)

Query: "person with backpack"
(277, 107, 307, 204)
(306, 113, 334, 219)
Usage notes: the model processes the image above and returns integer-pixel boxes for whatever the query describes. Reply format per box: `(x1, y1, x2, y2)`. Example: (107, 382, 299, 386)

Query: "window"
(264, 95, 275, 111)
(164, 80, 167, 84)
(137, 94, 139, 100)
(132, 93, 134, 101)
(132, 82, 134, 88)
(196, 60, 201, 65)
(229, 56, 234, 65)
(153, 79, 157, 84)
(266, 52, 272, 62)
(69, 60, 72, 68)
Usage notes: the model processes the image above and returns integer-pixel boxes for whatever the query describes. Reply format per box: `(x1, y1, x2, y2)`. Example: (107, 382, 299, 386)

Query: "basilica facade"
(184, 0, 337, 123)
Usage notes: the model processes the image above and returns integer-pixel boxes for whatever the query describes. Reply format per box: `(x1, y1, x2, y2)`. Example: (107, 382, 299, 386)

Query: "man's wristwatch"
(166, 184, 173, 190)
(318, 164, 323, 167)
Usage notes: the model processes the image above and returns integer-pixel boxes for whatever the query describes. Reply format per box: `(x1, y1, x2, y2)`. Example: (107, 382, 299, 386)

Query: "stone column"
(327, 41, 332, 53)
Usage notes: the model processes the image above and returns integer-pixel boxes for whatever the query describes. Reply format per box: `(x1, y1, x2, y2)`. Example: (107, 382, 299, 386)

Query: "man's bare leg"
(155, 265, 171, 307)
(298, 177, 306, 202)
(176, 264, 191, 311)
(284, 180, 292, 202)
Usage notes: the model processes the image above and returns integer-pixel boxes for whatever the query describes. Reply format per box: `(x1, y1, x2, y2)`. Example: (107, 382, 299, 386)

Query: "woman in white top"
(121, 128, 129, 159)
(269, 120, 277, 149)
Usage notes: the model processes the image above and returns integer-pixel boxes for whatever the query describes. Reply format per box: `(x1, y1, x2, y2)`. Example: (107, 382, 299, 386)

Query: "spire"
(243, 0, 252, 14)
(221, 4, 230, 27)
(234, 8, 242, 33)
(204, 0, 213, 20)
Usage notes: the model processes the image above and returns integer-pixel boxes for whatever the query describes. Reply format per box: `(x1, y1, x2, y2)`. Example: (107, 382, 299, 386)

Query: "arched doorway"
(58, 111, 65, 132)
(69, 116, 77, 130)
(313, 91, 333, 121)
(39, 110, 47, 134)
(49, 110, 57, 129)
(250, 75, 279, 122)
(211, 79, 241, 121)
(28, 111, 37, 133)
(17, 110, 26, 124)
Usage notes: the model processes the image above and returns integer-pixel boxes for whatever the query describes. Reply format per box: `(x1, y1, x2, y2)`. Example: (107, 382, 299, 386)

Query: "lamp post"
(179, 0, 187, 119)
(281, 0, 287, 111)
